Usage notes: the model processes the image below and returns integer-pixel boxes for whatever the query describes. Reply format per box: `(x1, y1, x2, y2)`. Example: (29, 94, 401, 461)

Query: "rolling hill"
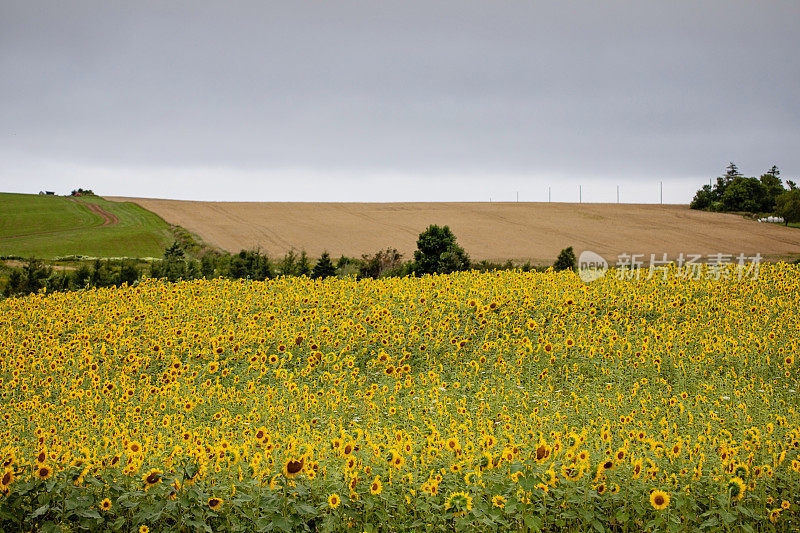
(106, 198, 800, 264)
(0, 193, 174, 259)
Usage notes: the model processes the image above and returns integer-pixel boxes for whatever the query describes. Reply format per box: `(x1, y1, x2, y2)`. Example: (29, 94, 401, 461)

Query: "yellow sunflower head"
(327, 493, 341, 509)
(649, 489, 670, 510)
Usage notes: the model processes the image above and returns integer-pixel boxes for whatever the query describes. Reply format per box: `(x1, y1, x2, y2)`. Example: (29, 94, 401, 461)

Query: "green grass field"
(0, 193, 174, 258)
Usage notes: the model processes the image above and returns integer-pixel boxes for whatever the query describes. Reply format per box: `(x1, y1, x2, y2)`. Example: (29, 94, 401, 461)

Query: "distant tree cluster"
(70, 188, 95, 197)
(1, 225, 578, 299)
(690, 163, 799, 222)
(2, 258, 142, 298)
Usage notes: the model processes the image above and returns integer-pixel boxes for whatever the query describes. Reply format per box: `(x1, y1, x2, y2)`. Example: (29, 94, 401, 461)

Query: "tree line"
(690, 163, 800, 224)
(1, 225, 578, 299)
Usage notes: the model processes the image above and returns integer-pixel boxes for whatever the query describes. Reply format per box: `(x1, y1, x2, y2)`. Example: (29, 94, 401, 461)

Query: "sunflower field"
(1, 265, 799, 532)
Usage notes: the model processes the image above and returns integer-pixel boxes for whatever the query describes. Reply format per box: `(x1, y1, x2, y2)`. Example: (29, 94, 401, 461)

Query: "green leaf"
(77, 508, 103, 519)
(30, 504, 50, 519)
(699, 517, 718, 529)
(272, 516, 292, 532)
(523, 514, 542, 532)
(292, 501, 318, 516)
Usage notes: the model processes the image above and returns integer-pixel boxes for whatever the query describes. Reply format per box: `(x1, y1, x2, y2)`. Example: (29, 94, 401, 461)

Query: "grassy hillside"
(0, 193, 173, 258)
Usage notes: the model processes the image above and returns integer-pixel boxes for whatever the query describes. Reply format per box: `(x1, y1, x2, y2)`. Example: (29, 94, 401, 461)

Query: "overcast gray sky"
(1, 1, 798, 203)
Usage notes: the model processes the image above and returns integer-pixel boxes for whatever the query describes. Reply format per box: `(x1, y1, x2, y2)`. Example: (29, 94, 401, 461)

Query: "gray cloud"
(1, 1, 798, 200)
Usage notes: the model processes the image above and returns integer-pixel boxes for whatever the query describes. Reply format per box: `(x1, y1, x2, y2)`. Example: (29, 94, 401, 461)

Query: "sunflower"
(728, 477, 745, 501)
(561, 464, 583, 482)
(769, 508, 781, 524)
(208, 497, 223, 511)
(327, 493, 341, 509)
(370, 476, 382, 495)
(444, 491, 473, 516)
(99, 498, 112, 511)
(139, 526, 150, 533)
(492, 495, 507, 509)
(1, 468, 14, 487)
(127, 440, 143, 456)
(632, 460, 643, 479)
(649, 489, 670, 510)
(35, 465, 53, 480)
(534, 442, 550, 462)
(142, 468, 162, 490)
(283, 458, 304, 479)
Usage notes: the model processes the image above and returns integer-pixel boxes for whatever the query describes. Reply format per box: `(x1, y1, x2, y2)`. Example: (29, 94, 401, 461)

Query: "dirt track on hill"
(76, 199, 119, 227)
(105, 198, 800, 263)
(0, 198, 119, 240)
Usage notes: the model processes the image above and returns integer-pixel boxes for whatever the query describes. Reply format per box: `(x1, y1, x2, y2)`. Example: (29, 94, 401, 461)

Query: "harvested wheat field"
(107, 197, 800, 263)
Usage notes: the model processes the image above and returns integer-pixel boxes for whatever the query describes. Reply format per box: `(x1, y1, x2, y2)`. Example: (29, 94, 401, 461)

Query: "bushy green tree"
(721, 177, 769, 212)
(312, 252, 337, 279)
(117, 260, 140, 286)
(760, 166, 785, 210)
(200, 254, 216, 279)
(412, 225, 470, 275)
(776, 189, 800, 226)
(151, 242, 191, 282)
(359, 249, 405, 279)
(691, 163, 790, 213)
(73, 264, 91, 288)
(90, 259, 114, 288)
(2, 259, 52, 297)
(553, 246, 576, 272)
(690, 184, 716, 210)
(228, 250, 273, 281)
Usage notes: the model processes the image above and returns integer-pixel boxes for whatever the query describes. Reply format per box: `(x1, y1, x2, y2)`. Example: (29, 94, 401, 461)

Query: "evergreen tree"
(297, 250, 311, 276)
(312, 251, 337, 279)
(553, 247, 576, 272)
(279, 250, 297, 276)
(758, 165, 785, 210)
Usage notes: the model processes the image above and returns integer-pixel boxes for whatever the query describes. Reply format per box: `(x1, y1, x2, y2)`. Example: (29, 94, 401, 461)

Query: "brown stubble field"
(106, 197, 800, 264)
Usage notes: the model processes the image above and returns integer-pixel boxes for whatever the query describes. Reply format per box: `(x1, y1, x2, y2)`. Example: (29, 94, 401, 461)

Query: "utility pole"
(516, 191, 519, 202)
(617, 185, 619, 204)
(579, 185, 582, 203)
(660, 181, 663, 204)
(548, 187, 551, 203)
